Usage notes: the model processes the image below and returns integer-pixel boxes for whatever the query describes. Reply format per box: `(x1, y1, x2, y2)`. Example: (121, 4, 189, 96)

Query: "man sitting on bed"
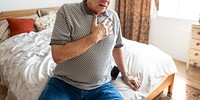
(39, 0, 141, 100)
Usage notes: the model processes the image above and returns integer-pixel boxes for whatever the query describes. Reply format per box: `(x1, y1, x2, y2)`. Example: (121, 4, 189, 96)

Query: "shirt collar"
(81, 0, 109, 17)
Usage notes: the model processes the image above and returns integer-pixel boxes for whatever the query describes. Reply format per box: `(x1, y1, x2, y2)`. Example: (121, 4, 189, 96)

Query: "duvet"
(0, 28, 177, 100)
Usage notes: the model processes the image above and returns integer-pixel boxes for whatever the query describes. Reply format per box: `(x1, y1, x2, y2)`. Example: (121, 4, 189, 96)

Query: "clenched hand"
(91, 15, 113, 42)
(122, 75, 141, 91)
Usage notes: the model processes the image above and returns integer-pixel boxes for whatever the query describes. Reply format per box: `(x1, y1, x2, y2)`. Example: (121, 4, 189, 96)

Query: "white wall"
(149, 0, 200, 62)
(0, 0, 115, 12)
(149, 17, 194, 62)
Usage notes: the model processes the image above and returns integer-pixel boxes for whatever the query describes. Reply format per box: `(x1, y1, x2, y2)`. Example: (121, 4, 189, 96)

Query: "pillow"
(7, 18, 35, 36)
(34, 12, 56, 31)
(0, 20, 7, 26)
(18, 14, 39, 32)
(37, 9, 57, 17)
(0, 20, 10, 42)
(0, 28, 10, 43)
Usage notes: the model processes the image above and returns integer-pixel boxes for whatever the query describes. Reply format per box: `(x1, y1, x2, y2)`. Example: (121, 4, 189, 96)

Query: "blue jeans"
(38, 77, 123, 100)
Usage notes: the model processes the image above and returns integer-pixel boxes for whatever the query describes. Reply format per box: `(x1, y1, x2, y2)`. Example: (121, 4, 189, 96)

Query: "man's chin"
(96, 10, 106, 15)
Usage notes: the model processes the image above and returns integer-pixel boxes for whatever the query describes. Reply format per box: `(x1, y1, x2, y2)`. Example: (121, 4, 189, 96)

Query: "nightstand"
(186, 23, 200, 71)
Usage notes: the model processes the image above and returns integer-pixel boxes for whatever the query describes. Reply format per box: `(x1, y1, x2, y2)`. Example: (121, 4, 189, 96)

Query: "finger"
(137, 81, 142, 89)
(137, 81, 141, 88)
(107, 21, 112, 27)
(136, 81, 141, 88)
(133, 83, 140, 91)
(102, 18, 109, 25)
(131, 80, 140, 89)
(92, 15, 98, 26)
(138, 80, 141, 85)
(128, 82, 136, 90)
(108, 26, 113, 33)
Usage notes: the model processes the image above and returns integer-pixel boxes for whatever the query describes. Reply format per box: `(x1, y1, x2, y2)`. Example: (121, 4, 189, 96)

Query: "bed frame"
(0, 7, 59, 20)
(146, 73, 175, 99)
(0, 7, 175, 100)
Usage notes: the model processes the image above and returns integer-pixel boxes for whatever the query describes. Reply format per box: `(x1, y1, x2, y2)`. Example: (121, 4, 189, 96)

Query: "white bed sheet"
(111, 38, 177, 100)
(0, 28, 177, 100)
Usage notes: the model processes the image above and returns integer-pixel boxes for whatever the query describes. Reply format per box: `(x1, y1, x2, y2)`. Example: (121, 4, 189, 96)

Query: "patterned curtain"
(115, 0, 152, 44)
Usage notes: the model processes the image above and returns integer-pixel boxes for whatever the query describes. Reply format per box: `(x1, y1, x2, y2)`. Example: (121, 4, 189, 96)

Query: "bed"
(0, 7, 177, 100)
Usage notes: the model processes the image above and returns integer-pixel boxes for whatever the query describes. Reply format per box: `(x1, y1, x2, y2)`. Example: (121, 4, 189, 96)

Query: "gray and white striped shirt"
(50, 0, 123, 90)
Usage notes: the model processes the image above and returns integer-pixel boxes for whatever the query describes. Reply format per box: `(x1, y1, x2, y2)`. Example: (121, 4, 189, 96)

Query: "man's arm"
(51, 15, 113, 64)
(113, 48, 141, 91)
(51, 33, 98, 64)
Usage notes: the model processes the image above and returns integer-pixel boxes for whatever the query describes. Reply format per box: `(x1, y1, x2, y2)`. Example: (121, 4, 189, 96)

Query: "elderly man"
(39, 0, 141, 100)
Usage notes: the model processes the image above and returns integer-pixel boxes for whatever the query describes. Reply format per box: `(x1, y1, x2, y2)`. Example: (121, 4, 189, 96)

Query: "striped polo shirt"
(50, 0, 124, 90)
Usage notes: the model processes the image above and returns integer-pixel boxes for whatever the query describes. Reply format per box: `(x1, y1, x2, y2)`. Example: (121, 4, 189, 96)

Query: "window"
(157, 0, 200, 21)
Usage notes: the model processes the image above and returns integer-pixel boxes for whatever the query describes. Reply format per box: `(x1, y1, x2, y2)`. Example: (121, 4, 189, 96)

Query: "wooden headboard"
(0, 7, 60, 20)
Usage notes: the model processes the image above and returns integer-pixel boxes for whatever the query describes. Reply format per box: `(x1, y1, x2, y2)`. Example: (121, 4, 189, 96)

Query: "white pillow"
(0, 20, 10, 43)
(37, 9, 57, 17)
(34, 11, 56, 31)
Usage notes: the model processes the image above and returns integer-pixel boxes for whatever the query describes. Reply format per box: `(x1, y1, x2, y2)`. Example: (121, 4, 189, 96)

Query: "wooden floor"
(0, 59, 200, 100)
(170, 59, 200, 99)
(173, 59, 200, 90)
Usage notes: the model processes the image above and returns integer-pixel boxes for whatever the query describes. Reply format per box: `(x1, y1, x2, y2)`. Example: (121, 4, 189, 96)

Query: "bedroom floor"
(0, 59, 200, 100)
(170, 59, 200, 100)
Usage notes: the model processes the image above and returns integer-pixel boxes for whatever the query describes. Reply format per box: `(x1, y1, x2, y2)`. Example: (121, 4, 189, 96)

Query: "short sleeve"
(50, 6, 72, 45)
(114, 12, 124, 48)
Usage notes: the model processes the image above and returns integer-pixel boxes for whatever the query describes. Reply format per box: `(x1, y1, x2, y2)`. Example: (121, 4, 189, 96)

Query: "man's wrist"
(121, 72, 129, 80)
(88, 33, 99, 44)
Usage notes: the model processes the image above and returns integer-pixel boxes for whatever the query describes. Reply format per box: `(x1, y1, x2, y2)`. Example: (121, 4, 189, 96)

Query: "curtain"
(115, 0, 153, 44)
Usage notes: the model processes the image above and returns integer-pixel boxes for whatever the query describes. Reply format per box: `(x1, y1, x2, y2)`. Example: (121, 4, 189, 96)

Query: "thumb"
(92, 15, 98, 26)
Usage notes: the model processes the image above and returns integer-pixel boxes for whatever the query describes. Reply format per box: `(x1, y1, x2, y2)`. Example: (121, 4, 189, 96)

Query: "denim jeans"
(38, 77, 124, 100)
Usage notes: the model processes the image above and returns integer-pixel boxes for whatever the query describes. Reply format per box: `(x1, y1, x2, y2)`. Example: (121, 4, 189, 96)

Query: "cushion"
(0, 20, 7, 26)
(7, 18, 35, 36)
(34, 12, 56, 31)
(0, 29, 10, 43)
(18, 14, 39, 32)
(0, 20, 10, 42)
(37, 9, 57, 17)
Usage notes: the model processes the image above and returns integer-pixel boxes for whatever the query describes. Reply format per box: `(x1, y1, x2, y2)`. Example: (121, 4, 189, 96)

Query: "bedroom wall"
(149, 17, 193, 62)
(0, 0, 115, 11)
(149, 0, 200, 62)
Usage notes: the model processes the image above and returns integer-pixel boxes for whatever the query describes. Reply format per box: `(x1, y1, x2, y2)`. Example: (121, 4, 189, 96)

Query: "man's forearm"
(51, 33, 99, 64)
(113, 48, 128, 78)
(113, 48, 141, 91)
